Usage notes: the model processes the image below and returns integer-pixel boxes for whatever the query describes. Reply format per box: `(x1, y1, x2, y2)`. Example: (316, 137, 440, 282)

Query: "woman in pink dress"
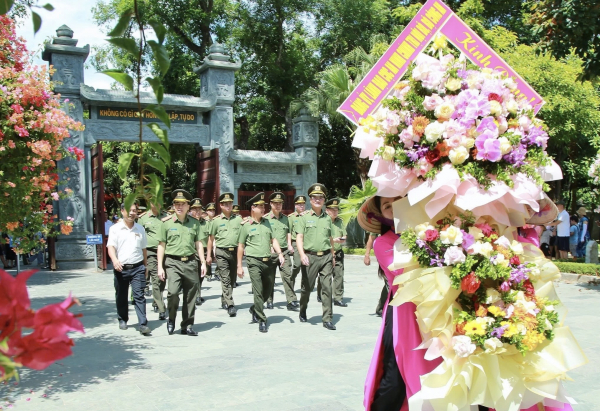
(358, 196, 442, 411)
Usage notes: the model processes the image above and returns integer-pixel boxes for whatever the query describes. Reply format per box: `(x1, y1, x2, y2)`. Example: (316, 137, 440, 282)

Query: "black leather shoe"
(249, 307, 258, 323)
(228, 306, 237, 317)
(181, 327, 198, 336)
(266, 301, 274, 309)
(158, 312, 167, 321)
(323, 321, 336, 331)
(153, 305, 159, 313)
(287, 303, 299, 312)
(334, 300, 348, 307)
(259, 321, 268, 333)
(317, 295, 322, 303)
(290, 300, 299, 308)
(299, 311, 307, 322)
(195, 297, 202, 306)
(119, 320, 127, 330)
(200, 297, 205, 303)
(167, 320, 175, 335)
(221, 302, 228, 310)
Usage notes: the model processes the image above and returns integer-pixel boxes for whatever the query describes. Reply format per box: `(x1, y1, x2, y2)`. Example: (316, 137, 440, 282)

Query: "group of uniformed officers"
(107, 183, 347, 335)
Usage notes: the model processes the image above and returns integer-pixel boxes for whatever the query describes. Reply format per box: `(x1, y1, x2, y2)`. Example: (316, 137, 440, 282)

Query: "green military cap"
(168, 205, 175, 214)
(190, 198, 202, 208)
(294, 195, 306, 204)
(308, 183, 327, 197)
(270, 191, 285, 203)
(172, 189, 192, 203)
(246, 192, 265, 206)
(205, 202, 216, 211)
(219, 192, 234, 203)
(232, 204, 240, 213)
(326, 198, 341, 208)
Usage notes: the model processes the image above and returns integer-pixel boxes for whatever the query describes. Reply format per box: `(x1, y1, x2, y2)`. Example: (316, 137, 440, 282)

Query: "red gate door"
(196, 148, 220, 212)
(91, 143, 107, 270)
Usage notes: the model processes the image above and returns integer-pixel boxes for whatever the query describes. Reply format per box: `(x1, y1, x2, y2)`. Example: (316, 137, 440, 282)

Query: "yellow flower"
(464, 320, 486, 337)
(431, 34, 448, 51)
(487, 305, 506, 318)
(502, 322, 519, 338)
(522, 330, 546, 351)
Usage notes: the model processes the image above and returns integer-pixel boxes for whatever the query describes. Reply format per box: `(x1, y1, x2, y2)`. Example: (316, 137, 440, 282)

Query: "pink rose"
(423, 94, 443, 111)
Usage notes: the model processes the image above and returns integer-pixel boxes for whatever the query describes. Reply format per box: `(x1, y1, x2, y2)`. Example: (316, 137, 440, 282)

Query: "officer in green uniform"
(232, 204, 240, 216)
(317, 198, 348, 307)
(287, 195, 306, 307)
(208, 192, 242, 317)
(157, 190, 207, 336)
(296, 183, 336, 330)
(138, 202, 168, 320)
(189, 198, 210, 306)
(204, 202, 216, 281)
(264, 191, 296, 311)
(237, 193, 285, 333)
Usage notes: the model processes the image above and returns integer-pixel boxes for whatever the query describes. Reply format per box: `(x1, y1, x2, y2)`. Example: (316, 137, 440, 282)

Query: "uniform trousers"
(216, 247, 237, 307)
(291, 241, 301, 284)
(114, 264, 147, 326)
(317, 250, 344, 301)
(194, 251, 209, 299)
(247, 256, 274, 322)
(267, 250, 294, 304)
(147, 250, 166, 313)
(300, 252, 333, 322)
(165, 257, 198, 329)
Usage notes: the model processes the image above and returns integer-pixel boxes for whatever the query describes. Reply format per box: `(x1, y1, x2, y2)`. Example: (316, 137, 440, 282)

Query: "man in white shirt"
(547, 201, 570, 259)
(107, 202, 150, 335)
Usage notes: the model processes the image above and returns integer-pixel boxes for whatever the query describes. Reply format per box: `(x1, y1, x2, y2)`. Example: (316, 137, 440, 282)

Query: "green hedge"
(343, 247, 374, 256)
(553, 262, 600, 276)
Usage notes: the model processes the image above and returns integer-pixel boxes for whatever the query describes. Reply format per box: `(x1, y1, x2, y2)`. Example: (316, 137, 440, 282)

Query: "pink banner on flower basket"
(337, 0, 545, 125)
(439, 14, 544, 112)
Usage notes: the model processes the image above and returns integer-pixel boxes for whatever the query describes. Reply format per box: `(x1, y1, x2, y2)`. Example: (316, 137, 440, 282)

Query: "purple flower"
(430, 257, 444, 267)
(499, 281, 511, 292)
(503, 144, 527, 166)
(525, 126, 548, 149)
(491, 325, 507, 338)
(461, 231, 474, 249)
(416, 239, 426, 248)
(476, 117, 499, 138)
(475, 131, 502, 162)
(509, 264, 531, 285)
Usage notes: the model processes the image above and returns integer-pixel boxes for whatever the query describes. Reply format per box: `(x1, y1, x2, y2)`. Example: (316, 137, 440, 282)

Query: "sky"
(15, 0, 113, 90)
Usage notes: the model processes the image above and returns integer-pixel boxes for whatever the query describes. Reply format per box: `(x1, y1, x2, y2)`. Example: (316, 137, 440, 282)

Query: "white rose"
(469, 241, 493, 257)
(434, 102, 455, 119)
(440, 225, 463, 246)
(463, 137, 475, 148)
(505, 99, 519, 114)
(510, 240, 524, 255)
(444, 246, 466, 265)
(485, 288, 501, 304)
(490, 100, 502, 116)
(424, 121, 446, 143)
(493, 253, 510, 267)
(445, 77, 462, 92)
(381, 145, 395, 161)
(484, 337, 504, 354)
(498, 137, 512, 155)
(448, 146, 469, 165)
(452, 335, 476, 358)
(504, 77, 517, 91)
(494, 235, 511, 249)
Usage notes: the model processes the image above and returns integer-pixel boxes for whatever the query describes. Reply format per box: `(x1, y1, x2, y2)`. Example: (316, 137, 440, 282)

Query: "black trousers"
(371, 303, 406, 411)
(114, 264, 147, 326)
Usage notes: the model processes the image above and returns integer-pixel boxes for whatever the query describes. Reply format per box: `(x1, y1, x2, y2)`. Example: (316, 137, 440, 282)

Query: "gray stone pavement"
(1, 257, 598, 411)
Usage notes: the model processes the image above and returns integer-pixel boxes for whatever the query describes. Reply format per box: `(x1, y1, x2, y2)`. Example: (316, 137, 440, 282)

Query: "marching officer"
(287, 195, 306, 307)
(237, 193, 285, 333)
(189, 198, 210, 306)
(204, 202, 217, 281)
(138, 202, 168, 320)
(208, 192, 242, 317)
(232, 204, 240, 216)
(295, 183, 336, 330)
(264, 191, 296, 311)
(157, 190, 207, 336)
(317, 198, 348, 307)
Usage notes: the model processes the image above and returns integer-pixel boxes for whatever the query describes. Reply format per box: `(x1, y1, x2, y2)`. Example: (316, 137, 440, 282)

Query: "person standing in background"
(576, 207, 590, 257)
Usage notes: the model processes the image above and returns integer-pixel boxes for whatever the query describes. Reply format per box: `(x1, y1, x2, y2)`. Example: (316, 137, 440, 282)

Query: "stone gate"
(43, 25, 319, 268)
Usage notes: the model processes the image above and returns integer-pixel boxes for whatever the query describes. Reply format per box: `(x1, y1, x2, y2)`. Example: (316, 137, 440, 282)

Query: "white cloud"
(16, 0, 113, 90)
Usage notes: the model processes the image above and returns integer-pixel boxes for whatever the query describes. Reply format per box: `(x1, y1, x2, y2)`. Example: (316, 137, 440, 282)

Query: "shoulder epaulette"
(240, 216, 252, 225)
(213, 214, 222, 220)
(137, 211, 147, 218)
(300, 210, 311, 216)
(161, 215, 173, 222)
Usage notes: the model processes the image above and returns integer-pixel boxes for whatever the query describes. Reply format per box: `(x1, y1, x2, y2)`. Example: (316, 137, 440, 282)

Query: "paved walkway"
(1, 257, 598, 411)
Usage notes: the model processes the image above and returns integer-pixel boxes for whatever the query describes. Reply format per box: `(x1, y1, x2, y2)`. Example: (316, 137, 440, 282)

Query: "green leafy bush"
(554, 262, 600, 276)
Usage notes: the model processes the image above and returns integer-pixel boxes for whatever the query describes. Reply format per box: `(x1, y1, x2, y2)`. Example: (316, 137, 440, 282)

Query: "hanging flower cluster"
(0, 15, 84, 252)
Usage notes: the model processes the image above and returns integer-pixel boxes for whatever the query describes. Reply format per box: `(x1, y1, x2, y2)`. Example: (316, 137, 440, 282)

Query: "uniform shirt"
(210, 213, 242, 248)
(107, 221, 147, 264)
(238, 218, 274, 258)
(189, 216, 211, 248)
(331, 217, 347, 252)
(295, 209, 333, 253)
(288, 211, 303, 241)
(138, 211, 167, 249)
(159, 215, 204, 256)
(264, 211, 290, 249)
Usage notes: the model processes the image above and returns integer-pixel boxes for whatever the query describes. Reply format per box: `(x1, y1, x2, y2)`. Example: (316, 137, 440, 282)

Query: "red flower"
(425, 148, 441, 164)
(436, 141, 450, 156)
(488, 93, 503, 103)
(510, 256, 521, 265)
(0, 269, 36, 340)
(523, 279, 535, 297)
(424, 229, 439, 242)
(461, 272, 481, 294)
(474, 222, 494, 237)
